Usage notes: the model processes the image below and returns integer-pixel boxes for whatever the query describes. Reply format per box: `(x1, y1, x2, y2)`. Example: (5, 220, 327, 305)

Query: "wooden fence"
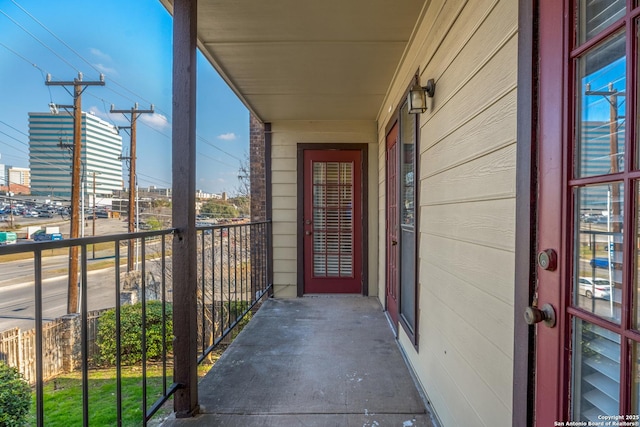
(0, 309, 106, 385)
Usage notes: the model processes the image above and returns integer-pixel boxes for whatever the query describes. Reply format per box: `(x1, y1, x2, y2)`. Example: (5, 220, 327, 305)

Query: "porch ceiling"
(160, 0, 427, 122)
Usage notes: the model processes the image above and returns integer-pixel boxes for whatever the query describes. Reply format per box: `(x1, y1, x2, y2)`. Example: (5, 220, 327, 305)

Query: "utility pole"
(46, 72, 105, 314)
(585, 82, 624, 311)
(111, 103, 154, 271)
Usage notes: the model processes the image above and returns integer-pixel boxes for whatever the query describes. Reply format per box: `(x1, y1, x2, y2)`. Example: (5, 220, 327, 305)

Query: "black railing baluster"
(161, 235, 167, 398)
(81, 244, 88, 427)
(211, 230, 217, 342)
(227, 228, 231, 331)
(115, 241, 122, 427)
(233, 227, 238, 321)
(0, 223, 271, 424)
(34, 248, 44, 427)
(141, 239, 147, 426)
(200, 230, 205, 356)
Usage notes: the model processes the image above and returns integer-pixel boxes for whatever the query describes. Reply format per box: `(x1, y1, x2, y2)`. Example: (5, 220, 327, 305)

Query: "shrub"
(96, 301, 173, 366)
(0, 361, 31, 426)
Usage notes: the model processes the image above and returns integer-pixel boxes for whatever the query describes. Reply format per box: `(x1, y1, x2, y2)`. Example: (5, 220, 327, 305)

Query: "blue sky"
(0, 0, 249, 195)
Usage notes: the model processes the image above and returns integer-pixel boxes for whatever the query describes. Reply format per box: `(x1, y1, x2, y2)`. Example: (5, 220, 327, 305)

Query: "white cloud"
(87, 106, 110, 120)
(140, 113, 170, 130)
(89, 48, 117, 76)
(217, 132, 236, 141)
(94, 63, 117, 76)
(89, 48, 112, 62)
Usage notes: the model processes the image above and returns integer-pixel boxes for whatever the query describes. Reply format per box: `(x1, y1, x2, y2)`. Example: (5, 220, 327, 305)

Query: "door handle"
(523, 303, 556, 328)
(391, 240, 398, 246)
(305, 220, 312, 225)
(305, 231, 313, 236)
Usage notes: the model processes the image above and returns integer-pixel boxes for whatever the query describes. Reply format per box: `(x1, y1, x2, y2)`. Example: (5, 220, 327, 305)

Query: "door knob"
(305, 231, 312, 235)
(524, 303, 556, 328)
(391, 240, 398, 246)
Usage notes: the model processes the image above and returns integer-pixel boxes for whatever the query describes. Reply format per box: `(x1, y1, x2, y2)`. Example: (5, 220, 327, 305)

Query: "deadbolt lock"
(524, 303, 556, 328)
(537, 249, 557, 271)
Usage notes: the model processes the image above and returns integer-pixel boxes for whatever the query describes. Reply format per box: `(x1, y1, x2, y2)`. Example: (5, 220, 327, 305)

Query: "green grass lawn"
(26, 365, 173, 427)
(27, 355, 222, 427)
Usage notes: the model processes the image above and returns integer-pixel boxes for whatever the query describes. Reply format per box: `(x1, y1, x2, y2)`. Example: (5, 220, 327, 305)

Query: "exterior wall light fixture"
(407, 78, 436, 114)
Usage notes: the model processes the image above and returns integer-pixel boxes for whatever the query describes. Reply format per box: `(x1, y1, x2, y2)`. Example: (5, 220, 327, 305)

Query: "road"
(0, 267, 117, 332)
(0, 215, 160, 333)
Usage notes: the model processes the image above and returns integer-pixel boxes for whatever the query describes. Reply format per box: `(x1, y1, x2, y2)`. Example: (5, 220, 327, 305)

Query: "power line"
(0, 9, 80, 73)
(0, 42, 45, 72)
(10, 0, 99, 75)
(197, 151, 238, 169)
(2, 40, 244, 167)
(197, 135, 243, 162)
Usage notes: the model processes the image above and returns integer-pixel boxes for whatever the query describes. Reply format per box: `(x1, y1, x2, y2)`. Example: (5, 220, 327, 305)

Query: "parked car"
(590, 257, 609, 269)
(32, 230, 63, 242)
(578, 277, 611, 300)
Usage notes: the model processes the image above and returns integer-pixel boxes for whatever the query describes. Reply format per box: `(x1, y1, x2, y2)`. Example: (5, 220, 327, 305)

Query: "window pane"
(400, 103, 416, 227)
(633, 341, 640, 413)
(311, 160, 354, 279)
(574, 184, 623, 324)
(578, 0, 625, 44)
(632, 182, 640, 329)
(575, 33, 626, 178)
(572, 319, 621, 420)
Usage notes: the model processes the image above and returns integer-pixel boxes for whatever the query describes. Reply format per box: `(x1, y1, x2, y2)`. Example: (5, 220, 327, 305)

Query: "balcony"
(0, 221, 434, 426)
(165, 296, 434, 426)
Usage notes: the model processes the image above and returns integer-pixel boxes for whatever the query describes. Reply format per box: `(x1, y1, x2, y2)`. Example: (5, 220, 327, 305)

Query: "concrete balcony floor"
(164, 296, 436, 427)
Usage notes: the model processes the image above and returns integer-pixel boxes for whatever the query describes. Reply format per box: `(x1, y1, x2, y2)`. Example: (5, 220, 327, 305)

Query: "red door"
(536, 0, 637, 422)
(386, 123, 399, 327)
(303, 149, 362, 293)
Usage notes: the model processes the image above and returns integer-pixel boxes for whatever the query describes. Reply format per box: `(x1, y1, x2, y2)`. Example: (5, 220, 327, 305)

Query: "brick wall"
(249, 113, 266, 221)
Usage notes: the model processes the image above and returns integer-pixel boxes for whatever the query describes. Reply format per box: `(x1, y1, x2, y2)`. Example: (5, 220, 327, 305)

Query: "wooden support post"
(172, 0, 199, 418)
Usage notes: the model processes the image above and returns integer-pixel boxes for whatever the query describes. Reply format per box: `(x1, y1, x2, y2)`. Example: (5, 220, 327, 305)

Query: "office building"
(29, 112, 123, 200)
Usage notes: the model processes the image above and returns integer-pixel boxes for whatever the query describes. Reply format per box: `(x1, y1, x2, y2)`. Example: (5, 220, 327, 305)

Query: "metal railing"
(0, 220, 271, 426)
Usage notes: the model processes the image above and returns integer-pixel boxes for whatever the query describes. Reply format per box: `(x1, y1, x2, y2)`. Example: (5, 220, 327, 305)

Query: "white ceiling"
(161, 0, 427, 122)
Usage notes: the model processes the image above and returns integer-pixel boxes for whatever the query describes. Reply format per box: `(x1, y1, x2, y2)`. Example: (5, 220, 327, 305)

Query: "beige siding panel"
(272, 183, 296, 197)
(421, 199, 515, 252)
(272, 222, 296, 237)
(420, 144, 516, 206)
(273, 246, 297, 261)
(418, 304, 512, 427)
(270, 119, 377, 297)
(272, 195, 296, 211)
(420, 236, 514, 354)
(271, 157, 296, 172)
(271, 144, 296, 160)
(376, 0, 518, 424)
(426, 0, 517, 107)
(422, 90, 516, 178)
(273, 282, 297, 299)
(274, 259, 297, 274)
(377, 0, 458, 126)
(422, 35, 518, 153)
(272, 170, 296, 184)
(273, 207, 296, 223)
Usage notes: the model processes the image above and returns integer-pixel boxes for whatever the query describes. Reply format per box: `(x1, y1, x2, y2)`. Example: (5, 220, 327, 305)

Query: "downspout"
(265, 123, 274, 295)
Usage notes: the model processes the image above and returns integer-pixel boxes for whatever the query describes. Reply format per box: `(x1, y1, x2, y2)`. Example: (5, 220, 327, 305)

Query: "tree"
(200, 200, 238, 219)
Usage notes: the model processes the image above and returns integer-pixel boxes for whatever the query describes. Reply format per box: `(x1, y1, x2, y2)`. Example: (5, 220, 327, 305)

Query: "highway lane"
(0, 267, 117, 332)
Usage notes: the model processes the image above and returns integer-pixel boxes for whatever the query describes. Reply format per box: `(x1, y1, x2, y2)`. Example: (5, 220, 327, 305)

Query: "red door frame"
(385, 122, 400, 329)
(297, 145, 367, 295)
(534, 0, 568, 423)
